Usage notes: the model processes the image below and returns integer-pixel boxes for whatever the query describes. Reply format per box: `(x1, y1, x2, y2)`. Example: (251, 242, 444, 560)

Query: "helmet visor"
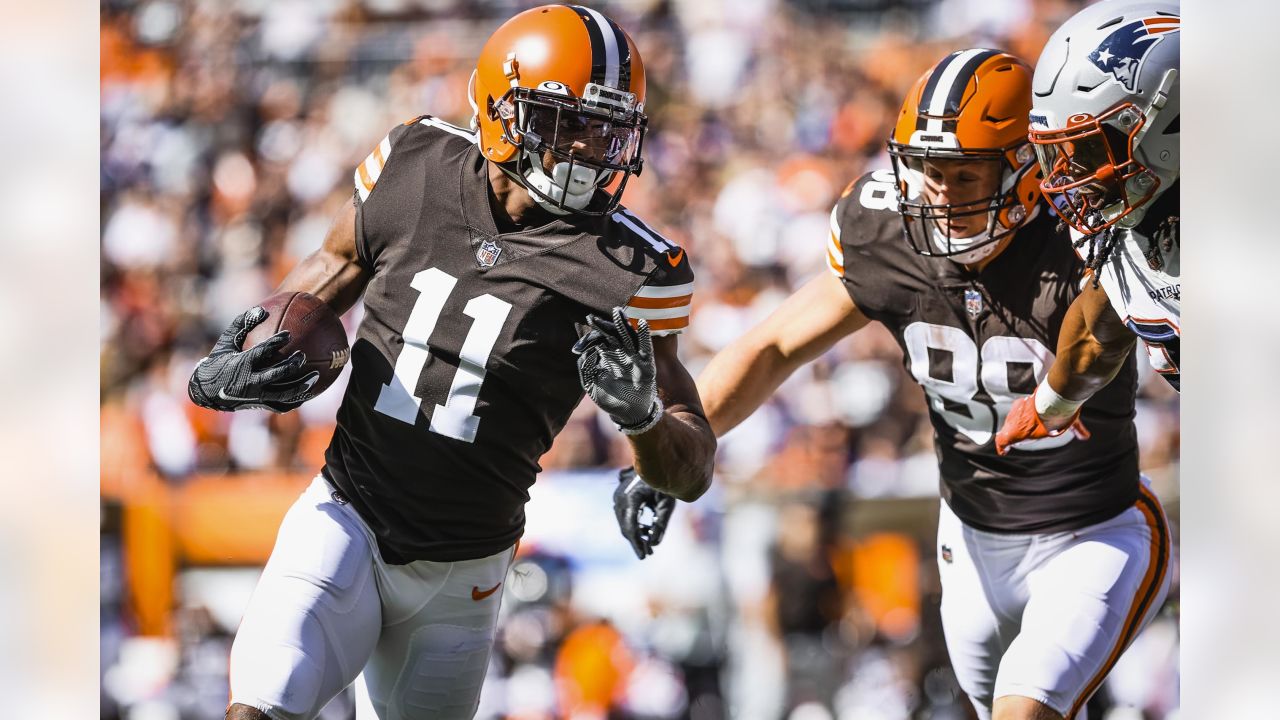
(524, 103, 641, 169)
(1029, 104, 1155, 233)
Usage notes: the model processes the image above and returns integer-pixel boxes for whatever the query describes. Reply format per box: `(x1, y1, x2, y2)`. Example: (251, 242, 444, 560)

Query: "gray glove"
(572, 307, 662, 434)
(188, 307, 318, 413)
(614, 467, 676, 559)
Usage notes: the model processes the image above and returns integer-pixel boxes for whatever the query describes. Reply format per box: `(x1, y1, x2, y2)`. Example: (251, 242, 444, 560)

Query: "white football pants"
(228, 475, 514, 720)
(937, 480, 1172, 720)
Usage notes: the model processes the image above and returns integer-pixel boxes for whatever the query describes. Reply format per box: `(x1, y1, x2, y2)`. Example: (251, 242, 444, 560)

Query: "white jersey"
(1074, 225, 1181, 391)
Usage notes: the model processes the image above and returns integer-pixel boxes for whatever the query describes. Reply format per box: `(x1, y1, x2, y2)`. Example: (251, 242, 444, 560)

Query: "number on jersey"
(903, 322, 1073, 449)
(374, 268, 512, 443)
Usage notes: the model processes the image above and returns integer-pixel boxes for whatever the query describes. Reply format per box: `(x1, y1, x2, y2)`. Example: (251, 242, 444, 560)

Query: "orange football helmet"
(888, 49, 1042, 263)
(470, 5, 647, 215)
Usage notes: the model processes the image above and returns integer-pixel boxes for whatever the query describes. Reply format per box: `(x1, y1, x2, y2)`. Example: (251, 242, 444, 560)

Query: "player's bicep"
(276, 198, 370, 315)
(652, 334, 706, 420)
(767, 271, 869, 366)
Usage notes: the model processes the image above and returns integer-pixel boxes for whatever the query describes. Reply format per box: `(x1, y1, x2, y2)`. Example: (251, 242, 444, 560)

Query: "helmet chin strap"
(521, 149, 599, 214)
(934, 227, 1000, 265)
(930, 208, 1003, 264)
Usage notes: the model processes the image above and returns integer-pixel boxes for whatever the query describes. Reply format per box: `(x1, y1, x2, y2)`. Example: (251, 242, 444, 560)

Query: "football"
(243, 291, 350, 396)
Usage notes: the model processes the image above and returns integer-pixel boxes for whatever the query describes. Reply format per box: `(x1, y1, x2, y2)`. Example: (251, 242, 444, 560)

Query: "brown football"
(243, 291, 350, 397)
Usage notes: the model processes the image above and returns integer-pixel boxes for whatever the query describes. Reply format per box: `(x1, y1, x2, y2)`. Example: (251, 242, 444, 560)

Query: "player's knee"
(229, 628, 327, 720)
(992, 695, 1064, 720)
(225, 703, 274, 720)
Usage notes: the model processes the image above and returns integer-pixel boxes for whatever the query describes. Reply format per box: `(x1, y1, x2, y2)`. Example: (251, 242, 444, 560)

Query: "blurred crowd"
(100, 0, 1181, 718)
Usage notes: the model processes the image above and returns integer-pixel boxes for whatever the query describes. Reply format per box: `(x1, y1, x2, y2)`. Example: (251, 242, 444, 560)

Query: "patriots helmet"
(1029, 0, 1179, 234)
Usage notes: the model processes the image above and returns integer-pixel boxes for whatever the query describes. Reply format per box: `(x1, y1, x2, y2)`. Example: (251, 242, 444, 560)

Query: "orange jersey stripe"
(827, 248, 844, 274)
(357, 162, 374, 192)
(1066, 486, 1170, 718)
(372, 142, 386, 169)
(627, 294, 692, 310)
(627, 316, 689, 332)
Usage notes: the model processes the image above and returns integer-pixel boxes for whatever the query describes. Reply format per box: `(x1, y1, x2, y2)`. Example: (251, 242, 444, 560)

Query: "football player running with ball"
(996, 0, 1180, 453)
(635, 50, 1170, 720)
(186, 6, 715, 719)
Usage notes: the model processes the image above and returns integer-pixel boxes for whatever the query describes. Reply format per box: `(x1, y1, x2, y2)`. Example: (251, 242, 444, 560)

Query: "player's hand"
(994, 393, 1091, 456)
(188, 307, 318, 413)
(573, 307, 662, 434)
(614, 467, 676, 560)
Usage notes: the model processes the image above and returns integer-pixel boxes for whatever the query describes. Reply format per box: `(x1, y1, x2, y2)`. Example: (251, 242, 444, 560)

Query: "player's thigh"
(936, 501, 1027, 717)
(996, 487, 1172, 719)
(360, 543, 515, 720)
(230, 476, 383, 720)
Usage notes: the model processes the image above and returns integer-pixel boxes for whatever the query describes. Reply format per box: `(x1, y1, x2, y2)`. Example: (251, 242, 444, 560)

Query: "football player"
(186, 6, 715, 719)
(996, 0, 1180, 453)
(661, 50, 1170, 720)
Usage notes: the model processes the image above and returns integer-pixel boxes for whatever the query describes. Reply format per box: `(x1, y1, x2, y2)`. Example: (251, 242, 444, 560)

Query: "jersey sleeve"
(354, 115, 476, 201)
(610, 209, 695, 337)
(352, 118, 420, 266)
(826, 201, 846, 278)
(825, 176, 873, 279)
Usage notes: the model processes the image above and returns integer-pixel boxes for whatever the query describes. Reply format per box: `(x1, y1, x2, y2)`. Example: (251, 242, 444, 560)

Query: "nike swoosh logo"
(666, 249, 684, 267)
(218, 388, 260, 402)
(471, 582, 502, 601)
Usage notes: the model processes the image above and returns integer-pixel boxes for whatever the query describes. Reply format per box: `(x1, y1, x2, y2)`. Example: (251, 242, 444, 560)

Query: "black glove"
(573, 307, 662, 434)
(188, 307, 318, 413)
(614, 466, 676, 560)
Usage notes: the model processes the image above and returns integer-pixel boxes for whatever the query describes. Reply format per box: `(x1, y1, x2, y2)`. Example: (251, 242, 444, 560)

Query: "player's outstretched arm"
(995, 279, 1135, 453)
(274, 198, 371, 314)
(697, 270, 869, 437)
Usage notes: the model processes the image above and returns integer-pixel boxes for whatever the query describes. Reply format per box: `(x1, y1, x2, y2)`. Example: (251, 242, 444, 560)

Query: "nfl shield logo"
(964, 289, 983, 318)
(476, 238, 502, 268)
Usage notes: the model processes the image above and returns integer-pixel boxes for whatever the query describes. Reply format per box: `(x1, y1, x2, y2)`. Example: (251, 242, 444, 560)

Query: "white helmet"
(1029, 0, 1179, 234)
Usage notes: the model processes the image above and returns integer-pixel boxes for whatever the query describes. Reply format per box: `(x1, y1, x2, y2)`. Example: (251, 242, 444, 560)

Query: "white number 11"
(373, 267, 512, 443)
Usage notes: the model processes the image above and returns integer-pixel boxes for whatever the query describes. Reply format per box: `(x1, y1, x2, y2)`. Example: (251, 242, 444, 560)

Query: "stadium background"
(98, 0, 1180, 718)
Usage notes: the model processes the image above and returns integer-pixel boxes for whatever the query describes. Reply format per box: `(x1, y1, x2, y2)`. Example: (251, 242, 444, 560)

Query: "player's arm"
(573, 309, 714, 502)
(274, 198, 372, 314)
(995, 277, 1134, 453)
(188, 198, 371, 413)
(698, 270, 870, 436)
(1045, 277, 1137, 404)
(624, 334, 716, 501)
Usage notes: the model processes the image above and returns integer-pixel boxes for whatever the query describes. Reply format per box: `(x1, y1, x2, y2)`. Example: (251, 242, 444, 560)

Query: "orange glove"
(994, 392, 1091, 456)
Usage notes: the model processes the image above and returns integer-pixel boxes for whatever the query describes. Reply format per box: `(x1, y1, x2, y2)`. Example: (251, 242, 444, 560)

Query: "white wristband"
(618, 398, 664, 436)
(1034, 380, 1085, 421)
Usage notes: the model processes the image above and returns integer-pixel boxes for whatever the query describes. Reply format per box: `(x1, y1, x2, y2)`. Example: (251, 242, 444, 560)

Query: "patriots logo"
(1088, 16, 1180, 92)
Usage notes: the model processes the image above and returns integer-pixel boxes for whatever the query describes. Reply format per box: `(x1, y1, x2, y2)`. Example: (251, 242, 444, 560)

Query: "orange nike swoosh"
(471, 582, 502, 601)
(666, 249, 684, 267)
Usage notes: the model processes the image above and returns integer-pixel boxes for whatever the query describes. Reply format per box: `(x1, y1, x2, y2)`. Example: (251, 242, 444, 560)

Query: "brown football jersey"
(326, 116, 694, 563)
(829, 170, 1139, 533)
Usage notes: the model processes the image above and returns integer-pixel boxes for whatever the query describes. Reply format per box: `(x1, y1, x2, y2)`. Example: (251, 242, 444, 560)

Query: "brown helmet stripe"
(571, 5, 630, 91)
(916, 48, 1001, 132)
